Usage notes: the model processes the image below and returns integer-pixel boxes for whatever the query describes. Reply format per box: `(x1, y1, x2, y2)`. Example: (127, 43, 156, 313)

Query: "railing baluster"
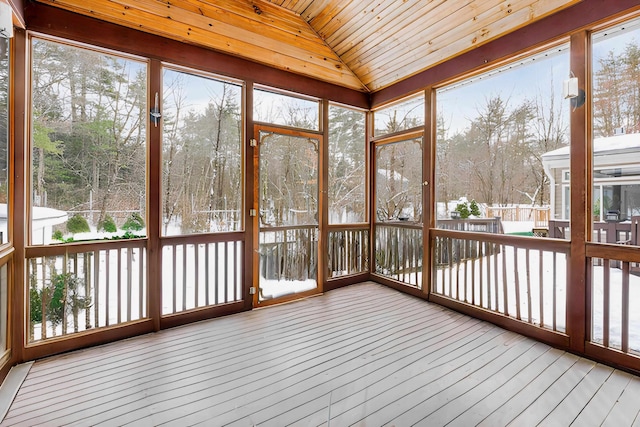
(214, 242, 219, 305)
(552, 252, 557, 331)
(182, 244, 187, 312)
(448, 237, 453, 297)
(622, 261, 630, 353)
(514, 247, 521, 320)
(117, 248, 122, 325)
(502, 245, 508, 316)
(486, 242, 491, 310)
(105, 250, 111, 326)
(224, 240, 229, 303)
(195, 244, 200, 308)
(138, 248, 144, 318)
(471, 241, 476, 305)
(127, 248, 132, 322)
(232, 241, 237, 301)
(205, 243, 210, 306)
(603, 258, 610, 347)
(94, 250, 100, 329)
(539, 249, 544, 328)
(526, 248, 532, 323)
(493, 244, 499, 311)
(172, 245, 177, 314)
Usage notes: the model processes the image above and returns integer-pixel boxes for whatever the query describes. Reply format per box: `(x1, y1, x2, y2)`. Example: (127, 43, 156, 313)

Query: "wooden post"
(425, 87, 435, 296)
(245, 82, 256, 310)
(147, 59, 162, 331)
(567, 31, 590, 353)
(9, 28, 27, 367)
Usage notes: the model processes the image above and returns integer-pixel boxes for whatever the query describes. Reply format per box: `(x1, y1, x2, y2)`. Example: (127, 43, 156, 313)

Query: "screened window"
(253, 87, 320, 131)
(436, 44, 570, 233)
(162, 67, 243, 236)
(373, 93, 424, 137)
(328, 105, 366, 224)
(591, 18, 640, 242)
(30, 37, 148, 245)
(375, 138, 423, 223)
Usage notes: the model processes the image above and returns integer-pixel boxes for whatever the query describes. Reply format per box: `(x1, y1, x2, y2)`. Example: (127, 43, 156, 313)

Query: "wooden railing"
(161, 234, 243, 315)
(436, 217, 503, 234)
(549, 216, 640, 246)
(26, 240, 147, 342)
(431, 229, 570, 333)
(586, 243, 640, 360)
(259, 225, 317, 282)
(327, 225, 369, 278)
(374, 222, 423, 287)
(485, 206, 550, 227)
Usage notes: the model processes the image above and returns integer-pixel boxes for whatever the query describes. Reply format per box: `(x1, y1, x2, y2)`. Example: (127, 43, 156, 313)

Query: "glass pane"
(0, 37, 7, 245)
(328, 105, 366, 224)
(162, 68, 242, 236)
(31, 38, 147, 245)
(259, 132, 318, 227)
(375, 138, 423, 223)
(436, 45, 570, 236)
(592, 18, 640, 245)
(254, 88, 319, 131)
(374, 93, 424, 136)
(258, 132, 318, 300)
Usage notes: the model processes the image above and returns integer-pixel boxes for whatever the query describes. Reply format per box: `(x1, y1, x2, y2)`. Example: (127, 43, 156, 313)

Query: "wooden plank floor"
(2, 282, 640, 426)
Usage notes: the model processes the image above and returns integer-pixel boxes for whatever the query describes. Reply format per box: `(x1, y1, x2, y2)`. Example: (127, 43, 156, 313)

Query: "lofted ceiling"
(35, 0, 581, 93)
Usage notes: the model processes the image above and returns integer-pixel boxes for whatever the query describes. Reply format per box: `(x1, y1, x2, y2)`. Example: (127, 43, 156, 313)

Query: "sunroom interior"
(1, 0, 640, 424)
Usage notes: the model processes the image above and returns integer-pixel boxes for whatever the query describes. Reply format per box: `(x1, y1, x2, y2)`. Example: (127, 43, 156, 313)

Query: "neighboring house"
(30, 206, 69, 245)
(542, 132, 640, 221)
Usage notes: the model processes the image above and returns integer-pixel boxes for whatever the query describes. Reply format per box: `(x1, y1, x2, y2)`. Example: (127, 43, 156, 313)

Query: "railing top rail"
(375, 221, 423, 230)
(327, 224, 370, 231)
(160, 231, 245, 247)
(430, 228, 570, 252)
(26, 238, 147, 257)
(586, 242, 640, 262)
(259, 224, 318, 232)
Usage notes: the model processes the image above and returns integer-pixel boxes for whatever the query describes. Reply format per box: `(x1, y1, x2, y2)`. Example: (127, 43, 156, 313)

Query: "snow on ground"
(432, 247, 639, 353)
(501, 221, 535, 234)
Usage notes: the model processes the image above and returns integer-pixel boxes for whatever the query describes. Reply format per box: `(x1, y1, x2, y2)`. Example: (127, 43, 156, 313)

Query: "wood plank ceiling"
(35, 0, 581, 92)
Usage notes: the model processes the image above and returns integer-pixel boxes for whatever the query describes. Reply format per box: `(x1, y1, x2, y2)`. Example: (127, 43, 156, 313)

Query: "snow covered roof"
(542, 133, 640, 170)
(377, 168, 409, 182)
(542, 133, 640, 160)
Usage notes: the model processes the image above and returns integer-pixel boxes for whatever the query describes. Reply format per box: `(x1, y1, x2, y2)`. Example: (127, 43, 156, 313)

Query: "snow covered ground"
(433, 247, 639, 353)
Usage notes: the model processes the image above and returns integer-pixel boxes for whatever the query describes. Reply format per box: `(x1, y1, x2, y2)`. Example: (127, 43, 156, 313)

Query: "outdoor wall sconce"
(564, 74, 585, 109)
(150, 92, 162, 127)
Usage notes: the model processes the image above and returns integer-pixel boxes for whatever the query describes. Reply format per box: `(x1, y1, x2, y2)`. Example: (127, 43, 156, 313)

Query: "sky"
(437, 16, 640, 138)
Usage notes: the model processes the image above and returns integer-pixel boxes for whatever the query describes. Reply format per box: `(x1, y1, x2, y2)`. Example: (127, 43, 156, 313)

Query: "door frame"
(252, 124, 325, 307)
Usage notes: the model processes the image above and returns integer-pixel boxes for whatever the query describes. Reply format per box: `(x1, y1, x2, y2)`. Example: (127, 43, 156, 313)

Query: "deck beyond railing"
(486, 205, 550, 228)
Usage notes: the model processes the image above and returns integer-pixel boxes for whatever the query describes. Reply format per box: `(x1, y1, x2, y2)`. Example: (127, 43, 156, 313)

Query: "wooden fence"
(485, 206, 550, 227)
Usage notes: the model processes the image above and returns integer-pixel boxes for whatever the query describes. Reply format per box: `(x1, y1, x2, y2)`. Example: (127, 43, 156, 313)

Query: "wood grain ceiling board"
(34, 0, 367, 91)
(37, 0, 580, 93)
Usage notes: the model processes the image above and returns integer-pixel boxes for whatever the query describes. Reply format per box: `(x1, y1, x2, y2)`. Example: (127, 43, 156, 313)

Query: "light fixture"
(563, 76, 578, 99)
(564, 71, 585, 109)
